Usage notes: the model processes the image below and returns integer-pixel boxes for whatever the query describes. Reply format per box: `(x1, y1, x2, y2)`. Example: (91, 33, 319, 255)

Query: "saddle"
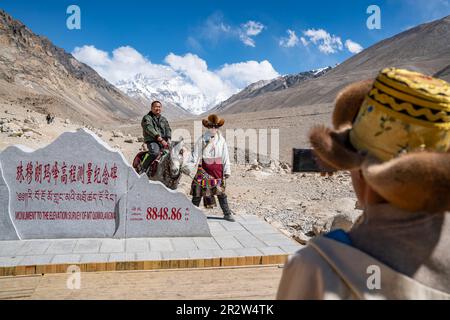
(132, 150, 164, 177)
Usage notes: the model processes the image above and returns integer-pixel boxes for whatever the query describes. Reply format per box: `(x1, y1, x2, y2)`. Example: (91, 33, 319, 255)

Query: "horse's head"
(169, 138, 187, 177)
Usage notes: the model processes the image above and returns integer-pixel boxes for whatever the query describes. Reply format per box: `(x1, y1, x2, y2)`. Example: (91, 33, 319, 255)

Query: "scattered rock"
(124, 139, 134, 144)
(23, 131, 34, 138)
(8, 131, 23, 137)
(293, 232, 311, 245)
(312, 218, 333, 236)
(330, 211, 362, 232)
(112, 131, 124, 138)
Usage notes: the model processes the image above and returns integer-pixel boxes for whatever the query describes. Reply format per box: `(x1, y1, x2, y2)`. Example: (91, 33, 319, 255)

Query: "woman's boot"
(192, 196, 202, 207)
(218, 195, 235, 222)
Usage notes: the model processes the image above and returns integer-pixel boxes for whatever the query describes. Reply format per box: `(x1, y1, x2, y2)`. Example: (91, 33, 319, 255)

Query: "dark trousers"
(147, 142, 161, 160)
(141, 142, 161, 171)
(192, 194, 232, 216)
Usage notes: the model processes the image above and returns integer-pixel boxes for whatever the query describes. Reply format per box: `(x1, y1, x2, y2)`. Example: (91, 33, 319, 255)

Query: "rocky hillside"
(0, 9, 150, 126)
(214, 15, 450, 114)
(211, 67, 332, 113)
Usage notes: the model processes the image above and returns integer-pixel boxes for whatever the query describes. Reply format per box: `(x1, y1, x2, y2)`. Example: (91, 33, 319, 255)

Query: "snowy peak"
(116, 73, 226, 115)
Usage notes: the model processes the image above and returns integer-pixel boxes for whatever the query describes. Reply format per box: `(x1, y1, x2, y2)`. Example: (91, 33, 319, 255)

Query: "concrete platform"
(0, 215, 302, 276)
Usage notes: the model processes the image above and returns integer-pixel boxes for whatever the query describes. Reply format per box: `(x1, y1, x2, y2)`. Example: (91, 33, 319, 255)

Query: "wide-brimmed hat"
(309, 68, 450, 213)
(202, 114, 225, 128)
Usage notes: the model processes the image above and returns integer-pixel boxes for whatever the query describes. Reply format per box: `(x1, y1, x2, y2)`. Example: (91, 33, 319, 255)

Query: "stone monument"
(0, 129, 211, 240)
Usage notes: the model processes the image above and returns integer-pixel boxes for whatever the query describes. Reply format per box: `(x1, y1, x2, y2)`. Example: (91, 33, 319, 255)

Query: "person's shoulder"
(284, 242, 333, 272)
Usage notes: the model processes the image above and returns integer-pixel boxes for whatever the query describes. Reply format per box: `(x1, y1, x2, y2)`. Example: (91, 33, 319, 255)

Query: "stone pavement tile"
(240, 219, 269, 226)
(80, 254, 110, 263)
(73, 239, 102, 254)
(210, 228, 234, 237)
(170, 238, 198, 251)
(243, 224, 280, 235)
(239, 214, 262, 222)
(232, 215, 246, 222)
(15, 240, 52, 256)
(188, 250, 216, 259)
(255, 233, 298, 247)
(125, 238, 150, 252)
(0, 241, 26, 257)
(220, 221, 247, 231)
(109, 253, 136, 262)
(18, 255, 54, 266)
(212, 249, 238, 258)
(228, 230, 253, 237)
(194, 238, 221, 250)
(207, 221, 227, 231)
(45, 240, 78, 255)
(149, 239, 173, 252)
(51, 254, 82, 264)
(234, 248, 264, 257)
(0, 256, 24, 267)
(135, 252, 162, 261)
(233, 233, 266, 248)
(213, 235, 244, 250)
(161, 251, 190, 260)
(257, 246, 286, 255)
(99, 239, 125, 253)
(280, 245, 303, 255)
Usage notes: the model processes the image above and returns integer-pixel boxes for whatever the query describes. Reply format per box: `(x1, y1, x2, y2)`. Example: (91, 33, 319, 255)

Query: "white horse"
(137, 138, 193, 190)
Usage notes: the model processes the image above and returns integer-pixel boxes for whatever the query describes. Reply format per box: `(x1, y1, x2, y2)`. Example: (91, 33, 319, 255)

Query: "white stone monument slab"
(121, 177, 211, 238)
(0, 129, 131, 239)
(0, 128, 210, 240)
(0, 163, 19, 240)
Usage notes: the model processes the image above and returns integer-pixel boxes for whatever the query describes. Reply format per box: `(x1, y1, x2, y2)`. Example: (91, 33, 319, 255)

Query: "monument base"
(0, 215, 302, 277)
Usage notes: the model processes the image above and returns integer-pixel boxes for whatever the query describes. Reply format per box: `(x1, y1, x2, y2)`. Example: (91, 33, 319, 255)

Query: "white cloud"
(72, 45, 109, 66)
(239, 35, 256, 47)
(300, 37, 309, 46)
(241, 21, 265, 36)
(303, 28, 343, 54)
(239, 21, 266, 47)
(72, 45, 279, 108)
(279, 29, 299, 48)
(217, 60, 279, 88)
(165, 53, 235, 101)
(193, 15, 265, 48)
(345, 39, 364, 54)
(72, 45, 174, 84)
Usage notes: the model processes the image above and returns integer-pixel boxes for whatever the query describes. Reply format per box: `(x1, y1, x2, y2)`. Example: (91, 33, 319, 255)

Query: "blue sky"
(1, 0, 449, 102)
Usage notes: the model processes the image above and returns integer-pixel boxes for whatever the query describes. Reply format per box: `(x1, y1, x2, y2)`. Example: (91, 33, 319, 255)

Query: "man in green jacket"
(141, 101, 172, 167)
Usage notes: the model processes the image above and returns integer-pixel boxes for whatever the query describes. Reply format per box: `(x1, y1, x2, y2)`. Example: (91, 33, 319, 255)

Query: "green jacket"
(141, 112, 172, 143)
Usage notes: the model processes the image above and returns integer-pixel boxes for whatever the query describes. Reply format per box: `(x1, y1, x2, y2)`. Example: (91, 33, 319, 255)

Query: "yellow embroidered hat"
(309, 68, 450, 212)
(349, 68, 450, 161)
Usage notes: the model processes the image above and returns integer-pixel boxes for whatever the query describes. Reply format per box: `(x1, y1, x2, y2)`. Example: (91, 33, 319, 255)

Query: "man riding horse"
(141, 100, 172, 172)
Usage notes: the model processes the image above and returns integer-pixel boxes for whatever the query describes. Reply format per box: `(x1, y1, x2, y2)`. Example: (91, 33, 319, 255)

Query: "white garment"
(190, 131, 231, 176)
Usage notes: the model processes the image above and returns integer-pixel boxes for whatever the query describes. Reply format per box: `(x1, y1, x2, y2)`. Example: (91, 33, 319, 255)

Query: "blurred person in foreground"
(277, 68, 450, 300)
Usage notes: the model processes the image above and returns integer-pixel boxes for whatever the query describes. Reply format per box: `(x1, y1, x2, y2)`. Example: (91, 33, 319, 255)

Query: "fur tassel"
(333, 79, 373, 129)
(309, 126, 365, 170)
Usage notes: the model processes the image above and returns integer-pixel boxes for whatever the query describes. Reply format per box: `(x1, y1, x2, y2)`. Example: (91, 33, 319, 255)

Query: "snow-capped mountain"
(116, 73, 232, 115)
(115, 67, 332, 116)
